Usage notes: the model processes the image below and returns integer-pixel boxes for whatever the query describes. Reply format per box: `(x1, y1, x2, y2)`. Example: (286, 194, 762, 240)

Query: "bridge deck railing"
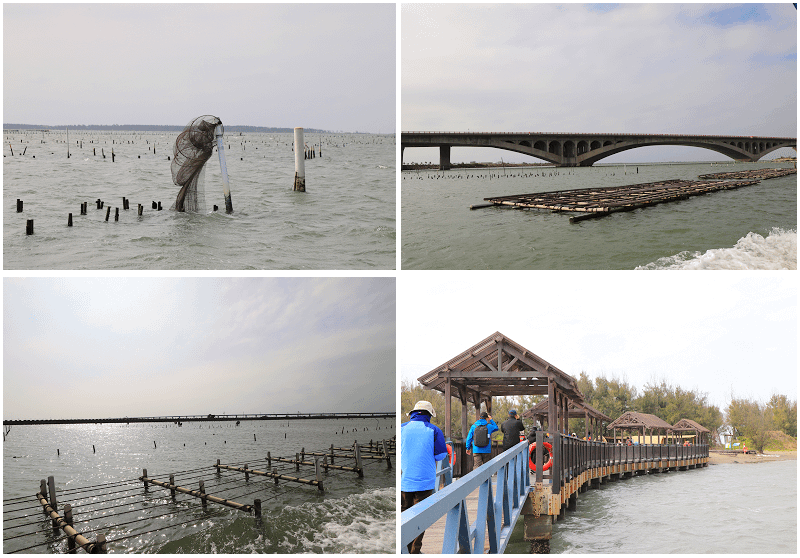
(401, 440, 530, 554)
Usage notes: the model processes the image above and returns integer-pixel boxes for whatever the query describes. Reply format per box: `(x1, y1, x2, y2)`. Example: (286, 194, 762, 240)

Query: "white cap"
(410, 401, 436, 417)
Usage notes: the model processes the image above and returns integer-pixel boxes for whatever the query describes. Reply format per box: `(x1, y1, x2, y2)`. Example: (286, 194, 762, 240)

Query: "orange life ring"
(446, 443, 456, 468)
(529, 441, 553, 471)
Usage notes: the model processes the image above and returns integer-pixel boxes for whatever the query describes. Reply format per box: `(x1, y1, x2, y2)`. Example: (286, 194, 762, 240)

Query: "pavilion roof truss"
(417, 331, 583, 402)
(523, 398, 612, 423)
(671, 418, 710, 433)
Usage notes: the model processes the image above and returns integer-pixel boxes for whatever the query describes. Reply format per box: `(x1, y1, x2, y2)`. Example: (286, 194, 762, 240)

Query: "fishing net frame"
(171, 115, 223, 212)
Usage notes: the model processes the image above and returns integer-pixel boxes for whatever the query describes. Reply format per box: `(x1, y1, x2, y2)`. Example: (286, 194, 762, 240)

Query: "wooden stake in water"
(293, 127, 306, 192)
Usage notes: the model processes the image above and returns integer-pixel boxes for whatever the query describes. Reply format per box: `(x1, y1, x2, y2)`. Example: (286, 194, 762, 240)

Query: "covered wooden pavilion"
(523, 399, 612, 441)
(607, 411, 675, 444)
(672, 418, 710, 445)
(416, 331, 584, 441)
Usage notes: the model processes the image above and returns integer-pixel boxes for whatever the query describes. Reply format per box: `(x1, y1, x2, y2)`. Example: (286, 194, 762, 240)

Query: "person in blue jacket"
(465, 411, 498, 471)
(401, 401, 448, 553)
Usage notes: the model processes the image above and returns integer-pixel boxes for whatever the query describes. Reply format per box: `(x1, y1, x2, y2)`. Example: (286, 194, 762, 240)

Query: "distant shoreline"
(708, 450, 796, 465)
(3, 124, 394, 135)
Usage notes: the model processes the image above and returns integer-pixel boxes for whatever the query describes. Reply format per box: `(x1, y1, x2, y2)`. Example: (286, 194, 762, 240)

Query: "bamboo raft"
(478, 178, 762, 223)
(697, 168, 797, 180)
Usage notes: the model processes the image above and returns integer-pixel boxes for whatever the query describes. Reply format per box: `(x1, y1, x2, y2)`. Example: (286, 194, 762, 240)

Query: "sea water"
(2, 419, 396, 553)
(3, 131, 395, 270)
(401, 162, 796, 269)
(503, 459, 796, 554)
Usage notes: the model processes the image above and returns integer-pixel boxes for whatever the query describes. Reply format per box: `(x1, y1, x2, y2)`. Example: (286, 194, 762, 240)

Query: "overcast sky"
(399, 273, 796, 413)
(3, 4, 395, 133)
(3, 277, 395, 420)
(402, 3, 797, 163)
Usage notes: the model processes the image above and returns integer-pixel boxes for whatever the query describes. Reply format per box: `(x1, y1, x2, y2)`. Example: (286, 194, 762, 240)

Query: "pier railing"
(401, 440, 530, 554)
(531, 431, 709, 495)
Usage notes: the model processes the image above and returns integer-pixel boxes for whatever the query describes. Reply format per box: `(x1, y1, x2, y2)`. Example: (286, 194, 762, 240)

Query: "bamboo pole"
(139, 472, 252, 512)
(215, 463, 323, 490)
(36, 490, 106, 553)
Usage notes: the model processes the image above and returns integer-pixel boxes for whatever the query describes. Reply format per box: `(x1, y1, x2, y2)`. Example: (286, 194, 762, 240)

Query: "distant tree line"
(726, 394, 797, 453)
(401, 374, 796, 451)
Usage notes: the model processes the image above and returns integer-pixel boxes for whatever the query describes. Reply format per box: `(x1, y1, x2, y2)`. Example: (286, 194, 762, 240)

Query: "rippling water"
(504, 459, 796, 554)
(2, 419, 396, 553)
(4, 131, 395, 269)
(401, 162, 796, 269)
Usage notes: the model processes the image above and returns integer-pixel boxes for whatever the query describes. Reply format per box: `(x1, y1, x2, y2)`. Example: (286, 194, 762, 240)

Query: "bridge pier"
(439, 145, 451, 170)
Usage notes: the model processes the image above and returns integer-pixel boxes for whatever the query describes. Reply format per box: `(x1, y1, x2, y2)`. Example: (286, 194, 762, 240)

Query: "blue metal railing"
(401, 440, 530, 554)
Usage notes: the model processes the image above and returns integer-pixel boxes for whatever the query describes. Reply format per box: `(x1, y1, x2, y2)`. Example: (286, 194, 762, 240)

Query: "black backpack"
(474, 424, 490, 447)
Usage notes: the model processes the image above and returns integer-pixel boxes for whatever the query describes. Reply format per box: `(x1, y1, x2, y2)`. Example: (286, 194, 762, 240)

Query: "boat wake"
(636, 228, 797, 270)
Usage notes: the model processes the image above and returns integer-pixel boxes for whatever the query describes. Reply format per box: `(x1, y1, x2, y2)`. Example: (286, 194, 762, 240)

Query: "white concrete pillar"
(294, 127, 306, 192)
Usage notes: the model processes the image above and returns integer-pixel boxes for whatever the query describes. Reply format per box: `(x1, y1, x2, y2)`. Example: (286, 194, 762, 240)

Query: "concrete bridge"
(401, 131, 797, 168)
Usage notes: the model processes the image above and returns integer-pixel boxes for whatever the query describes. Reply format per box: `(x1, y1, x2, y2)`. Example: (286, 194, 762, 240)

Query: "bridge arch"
(576, 139, 790, 166)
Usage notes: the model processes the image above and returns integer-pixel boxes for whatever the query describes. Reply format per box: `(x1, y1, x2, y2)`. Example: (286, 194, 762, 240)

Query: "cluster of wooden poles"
(17, 438, 394, 553)
(15, 195, 229, 235)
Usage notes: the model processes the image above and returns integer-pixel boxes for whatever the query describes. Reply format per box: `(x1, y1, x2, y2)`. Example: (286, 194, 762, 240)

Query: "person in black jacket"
(501, 409, 525, 452)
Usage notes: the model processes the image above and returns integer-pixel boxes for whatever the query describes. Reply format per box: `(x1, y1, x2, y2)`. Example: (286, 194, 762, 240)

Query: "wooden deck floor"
(418, 475, 500, 554)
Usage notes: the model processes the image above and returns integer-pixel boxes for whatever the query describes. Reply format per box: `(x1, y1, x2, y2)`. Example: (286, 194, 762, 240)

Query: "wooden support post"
(296, 453, 300, 472)
(273, 468, 279, 485)
(330, 444, 335, 464)
(169, 474, 176, 497)
(142, 469, 149, 488)
(64, 504, 76, 553)
(267, 452, 271, 470)
(383, 439, 392, 469)
(216, 459, 221, 474)
(244, 464, 249, 481)
(48, 476, 58, 512)
(323, 454, 329, 472)
(105, 207, 110, 221)
(301, 447, 305, 462)
(354, 442, 364, 478)
(68, 213, 73, 227)
(254, 499, 261, 518)
(26, 219, 34, 235)
(199, 480, 207, 510)
(114, 207, 119, 221)
(138, 204, 143, 216)
(17, 199, 23, 212)
(95, 534, 107, 553)
(40, 480, 47, 505)
(158, 201, 162, 211)
(314, 457, 324, 491)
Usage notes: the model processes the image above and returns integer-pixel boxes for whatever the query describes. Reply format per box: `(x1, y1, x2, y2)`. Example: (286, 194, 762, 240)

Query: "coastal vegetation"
(401, 375, 797, 451)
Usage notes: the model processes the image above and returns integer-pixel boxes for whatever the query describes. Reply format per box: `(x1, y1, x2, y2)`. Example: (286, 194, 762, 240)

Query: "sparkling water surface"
(4, 131, 395, 270)
(3, 419, 396, 553)
(401, 161, 796, 269)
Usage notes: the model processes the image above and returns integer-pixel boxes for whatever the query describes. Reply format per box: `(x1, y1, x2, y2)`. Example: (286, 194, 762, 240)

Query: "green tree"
(767, 394, 797, 437)
(726, 397, 773, 453)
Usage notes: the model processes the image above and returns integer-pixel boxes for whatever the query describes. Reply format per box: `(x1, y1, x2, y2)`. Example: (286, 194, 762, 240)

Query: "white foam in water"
(313, 487, 396, 553)
(636, 228, 797, 270)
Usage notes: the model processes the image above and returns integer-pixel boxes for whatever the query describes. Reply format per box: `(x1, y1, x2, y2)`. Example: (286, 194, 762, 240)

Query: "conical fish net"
(170, 115, 222, 212)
